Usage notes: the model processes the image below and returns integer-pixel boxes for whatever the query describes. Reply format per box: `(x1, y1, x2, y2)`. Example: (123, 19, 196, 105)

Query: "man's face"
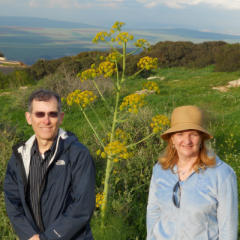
(25, 97, 64, 143)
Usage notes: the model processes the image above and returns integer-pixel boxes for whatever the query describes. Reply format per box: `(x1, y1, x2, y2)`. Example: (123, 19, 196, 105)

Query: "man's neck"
(36, 139, 54, 154)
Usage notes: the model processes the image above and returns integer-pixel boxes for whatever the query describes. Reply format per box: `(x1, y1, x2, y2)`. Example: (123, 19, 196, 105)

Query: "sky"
(1, 0, 240, 34)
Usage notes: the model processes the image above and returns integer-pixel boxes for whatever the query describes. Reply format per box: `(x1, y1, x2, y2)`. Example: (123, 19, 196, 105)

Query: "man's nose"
(42, 115, 51, 124)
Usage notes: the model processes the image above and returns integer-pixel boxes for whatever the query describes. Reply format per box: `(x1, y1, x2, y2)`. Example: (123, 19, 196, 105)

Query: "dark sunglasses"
(32, 111, 59, 118)
(172, 181, 181, 208)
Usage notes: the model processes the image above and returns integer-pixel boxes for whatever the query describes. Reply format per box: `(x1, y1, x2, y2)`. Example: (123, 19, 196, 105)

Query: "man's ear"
(25, 112, 32, 125)
(59, 112, 64, 124)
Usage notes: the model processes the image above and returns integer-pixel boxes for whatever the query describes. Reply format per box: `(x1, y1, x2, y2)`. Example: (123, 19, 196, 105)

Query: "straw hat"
(161, 105, 212, 140)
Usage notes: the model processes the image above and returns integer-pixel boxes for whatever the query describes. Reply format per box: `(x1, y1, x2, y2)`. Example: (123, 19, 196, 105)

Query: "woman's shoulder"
(207, 155, 236, 179)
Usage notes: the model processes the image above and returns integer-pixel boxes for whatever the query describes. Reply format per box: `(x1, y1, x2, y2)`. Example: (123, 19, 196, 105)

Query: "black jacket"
(4, 129, 95, 240)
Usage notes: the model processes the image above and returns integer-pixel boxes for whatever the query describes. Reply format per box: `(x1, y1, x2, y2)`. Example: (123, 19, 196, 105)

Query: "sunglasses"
(172, 181, 181, 208)
(32, 111, 59, 118)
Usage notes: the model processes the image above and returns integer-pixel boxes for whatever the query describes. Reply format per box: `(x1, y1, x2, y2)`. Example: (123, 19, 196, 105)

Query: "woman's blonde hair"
(159, 132, 216, 171)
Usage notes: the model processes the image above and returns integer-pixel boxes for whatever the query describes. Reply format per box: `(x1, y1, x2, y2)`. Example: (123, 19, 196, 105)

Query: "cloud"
(27, 0, 123, 9)
(136, 0, 240, 10)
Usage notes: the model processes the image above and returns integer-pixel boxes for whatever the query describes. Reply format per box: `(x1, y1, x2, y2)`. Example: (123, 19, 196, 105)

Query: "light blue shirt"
(147, 156, 238, 240)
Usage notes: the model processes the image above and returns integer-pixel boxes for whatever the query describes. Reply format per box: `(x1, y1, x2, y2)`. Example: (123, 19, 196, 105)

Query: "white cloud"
(136, 0, 240, 10)
(27, 0, 123, 9)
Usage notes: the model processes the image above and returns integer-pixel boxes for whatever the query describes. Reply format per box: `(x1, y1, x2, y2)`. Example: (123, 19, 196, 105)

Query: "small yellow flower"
(92, 31, 110, 43)
(98, 61, 116, 77)
(96, 192, 104, 208)
(96, 149, 101, 156)
(137, 56, 158, 70)
(119, 93, 146, 114)
(78, 68, 99, 82)
(113, 32, 134, 45)
(111, 21, 125, 32)
(134, 39, 150, 49)
(101, 152, 107, 158)
(143, 81, 160, 94)
(150, 114, 170, 133)
(66, 90, 97, 108)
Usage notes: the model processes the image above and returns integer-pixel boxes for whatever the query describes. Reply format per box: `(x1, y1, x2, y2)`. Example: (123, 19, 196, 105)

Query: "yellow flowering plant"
(66, 21, 169, 227)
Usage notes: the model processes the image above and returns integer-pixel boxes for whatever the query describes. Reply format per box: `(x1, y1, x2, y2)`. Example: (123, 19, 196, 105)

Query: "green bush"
(215, 43, 240, 72)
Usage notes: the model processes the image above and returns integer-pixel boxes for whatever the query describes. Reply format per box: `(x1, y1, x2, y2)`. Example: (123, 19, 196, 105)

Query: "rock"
(212, 86, 229, 92)
(228, 79, 240, 87)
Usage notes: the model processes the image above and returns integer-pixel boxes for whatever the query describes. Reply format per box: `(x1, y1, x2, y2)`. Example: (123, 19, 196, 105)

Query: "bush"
(215, 43, 240, 72)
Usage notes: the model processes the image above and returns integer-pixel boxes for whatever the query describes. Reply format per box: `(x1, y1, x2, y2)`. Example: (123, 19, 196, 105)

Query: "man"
(4, 89, 95, 240)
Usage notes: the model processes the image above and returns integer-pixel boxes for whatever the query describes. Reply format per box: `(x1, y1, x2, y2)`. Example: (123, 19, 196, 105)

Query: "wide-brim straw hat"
(161, 105, 212, 140)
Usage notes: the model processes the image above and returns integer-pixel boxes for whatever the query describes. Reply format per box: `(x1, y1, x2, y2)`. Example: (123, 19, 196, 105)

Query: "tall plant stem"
(81, 108, 104, 149)
(126, 132, 155, 149)
(92, 79, 112, 112)
(100, 43, 125, 226)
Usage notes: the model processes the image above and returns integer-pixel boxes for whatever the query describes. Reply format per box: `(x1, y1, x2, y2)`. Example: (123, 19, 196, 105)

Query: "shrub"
(215, 43, 240, 72)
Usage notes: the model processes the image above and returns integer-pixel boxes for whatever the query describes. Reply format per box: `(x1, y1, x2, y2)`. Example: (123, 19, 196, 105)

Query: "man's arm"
(4, 154, 39, 240)
(39, 147, 95, 240)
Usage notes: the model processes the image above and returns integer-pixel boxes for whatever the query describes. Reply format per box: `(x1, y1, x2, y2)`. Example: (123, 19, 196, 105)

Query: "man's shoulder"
(62, 131, 90, 155)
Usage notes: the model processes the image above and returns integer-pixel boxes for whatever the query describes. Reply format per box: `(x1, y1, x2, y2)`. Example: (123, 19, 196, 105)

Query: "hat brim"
(161, 123, 213, 140)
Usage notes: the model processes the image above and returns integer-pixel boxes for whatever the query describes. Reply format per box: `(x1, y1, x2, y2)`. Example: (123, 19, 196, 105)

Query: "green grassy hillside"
(0, 66, 240, 239)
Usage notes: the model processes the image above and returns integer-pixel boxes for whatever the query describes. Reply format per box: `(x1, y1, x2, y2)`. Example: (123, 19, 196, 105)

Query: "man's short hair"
(28, 89, 61, 112)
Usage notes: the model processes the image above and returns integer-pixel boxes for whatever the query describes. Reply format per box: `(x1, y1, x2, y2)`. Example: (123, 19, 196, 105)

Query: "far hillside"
(1, 16, 240, 65)
(1, 40, 240, 90)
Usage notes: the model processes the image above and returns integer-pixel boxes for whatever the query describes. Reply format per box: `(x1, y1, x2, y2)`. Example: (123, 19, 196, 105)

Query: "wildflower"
(66, 90, 97, 108)
(104, 128, 129, 144)
(106, 51, 121, 62)
(113, 32, 134, 45)
(150, 114, 170, 133)
(96, 149, 101, 156)
(104, 140, 130, 162)
(111, 21, 125, 32)
(143, 81, 160, 94)
(98, 61, 116, 77)
(101, 152, 107, 158)
(120, 93, 146, 113)
(78, 68, 99, 82)
(96, 192, 104, 208)
(137, 56, 158, 70)
(92, 31, 110, 43)
(134, 39, 150, 49)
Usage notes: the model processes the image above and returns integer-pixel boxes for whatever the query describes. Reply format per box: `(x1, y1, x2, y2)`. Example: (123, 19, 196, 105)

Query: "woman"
(147, 105, 238, 240)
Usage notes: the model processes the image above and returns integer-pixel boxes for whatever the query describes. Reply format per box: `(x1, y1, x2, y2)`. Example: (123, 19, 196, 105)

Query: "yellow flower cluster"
(92, 31, 110, 43)
(106, 52, 121, 62)
(113, 32, 134, 45)
(137, 56, 158, 70)
(78, 68, 99, 82)
(134, 39, 150, 49)
(150, 114, 170, 133)
(104, 128, 129, 144)
(98, 61, 116, 77)
(143, 81, 160, 94)
(96, 192, 104, 208)
(111, 21, 125, 32)
(66, 89, 97, 108)
(119, 93, 145, 113)
(104, 141, 130, 162)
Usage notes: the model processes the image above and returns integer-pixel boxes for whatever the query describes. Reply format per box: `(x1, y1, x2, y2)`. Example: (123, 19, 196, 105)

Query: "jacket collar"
(17, 128, 68, 179)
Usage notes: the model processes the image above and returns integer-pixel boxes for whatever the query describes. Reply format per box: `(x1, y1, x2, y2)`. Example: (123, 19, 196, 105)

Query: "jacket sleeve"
(4, 153, 38, 240)
(40, 147, 96, 240)
(217, 167, 238, 240)
(146, 165, 161, 240)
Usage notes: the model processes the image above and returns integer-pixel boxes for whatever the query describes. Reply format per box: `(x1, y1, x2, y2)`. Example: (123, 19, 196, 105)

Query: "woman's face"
(171, 130, 202, 159)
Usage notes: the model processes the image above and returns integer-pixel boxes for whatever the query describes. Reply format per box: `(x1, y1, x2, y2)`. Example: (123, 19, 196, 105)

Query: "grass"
(1, 65, 240, 239)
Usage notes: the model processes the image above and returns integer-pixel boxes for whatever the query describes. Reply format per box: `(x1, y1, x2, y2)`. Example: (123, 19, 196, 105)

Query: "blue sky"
(1, 0, 240, 34)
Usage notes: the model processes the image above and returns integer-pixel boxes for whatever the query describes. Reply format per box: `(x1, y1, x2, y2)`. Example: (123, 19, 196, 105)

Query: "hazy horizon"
(1, 0, 240, 35)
